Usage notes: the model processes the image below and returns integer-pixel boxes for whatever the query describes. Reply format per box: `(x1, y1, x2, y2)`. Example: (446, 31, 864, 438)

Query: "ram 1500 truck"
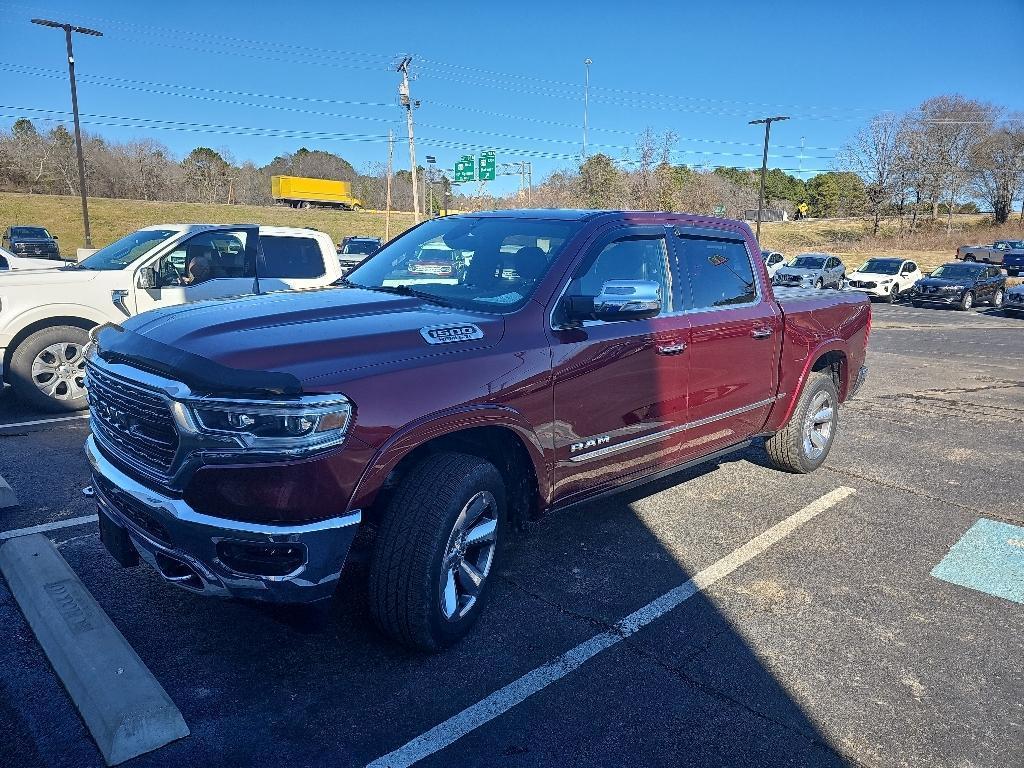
(85, 210, 870, 651)
(0, 224, 341, 412)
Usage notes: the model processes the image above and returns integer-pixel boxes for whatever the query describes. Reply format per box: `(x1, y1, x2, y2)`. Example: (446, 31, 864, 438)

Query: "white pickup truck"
(0, 224, 341, 412)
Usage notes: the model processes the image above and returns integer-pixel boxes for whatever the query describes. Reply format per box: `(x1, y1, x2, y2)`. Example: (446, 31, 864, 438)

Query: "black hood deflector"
(94, 324, 303, 397)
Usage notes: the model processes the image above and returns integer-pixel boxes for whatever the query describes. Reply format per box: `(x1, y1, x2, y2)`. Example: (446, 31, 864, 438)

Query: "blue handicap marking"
(931, 518, 1024, 605)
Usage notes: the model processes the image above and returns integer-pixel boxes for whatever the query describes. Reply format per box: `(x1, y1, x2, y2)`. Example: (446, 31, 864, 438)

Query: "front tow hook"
(82, 485, 94, 498)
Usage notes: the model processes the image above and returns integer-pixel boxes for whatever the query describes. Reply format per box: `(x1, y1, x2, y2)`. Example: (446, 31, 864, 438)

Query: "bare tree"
(971, 117, 1024, 224)
(842, 113, 903, 235)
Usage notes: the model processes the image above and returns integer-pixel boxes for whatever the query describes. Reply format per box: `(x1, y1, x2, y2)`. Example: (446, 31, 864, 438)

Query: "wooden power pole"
(385, 129, 394, 241)
(396, 56, 420, 223)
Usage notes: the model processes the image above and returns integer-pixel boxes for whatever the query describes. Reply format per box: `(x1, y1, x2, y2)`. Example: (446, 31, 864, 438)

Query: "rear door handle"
(656, 342, 688, 355)
(751, 327, 773, 339)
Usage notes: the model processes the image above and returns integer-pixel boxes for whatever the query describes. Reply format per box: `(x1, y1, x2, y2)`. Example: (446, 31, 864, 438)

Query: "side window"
(680, 237, 757, 309)
(0, 254, 8, 269)
(566, 234, 673, 317)
(259, 235, 326, 279)
(826, 257, 838, 269)
(905, 262, 917, 273)
(158, 231, 252, 287)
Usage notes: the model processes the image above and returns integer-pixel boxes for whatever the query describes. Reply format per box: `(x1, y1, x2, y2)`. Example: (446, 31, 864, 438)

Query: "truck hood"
(122, 285, 506, 390)
(0, 266, 102, 286)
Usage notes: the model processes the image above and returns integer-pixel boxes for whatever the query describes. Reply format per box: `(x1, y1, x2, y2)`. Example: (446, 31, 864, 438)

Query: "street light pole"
(32, 18, 102, 249)
(583, 58, 592, 159)
(749, 115, 789, 244)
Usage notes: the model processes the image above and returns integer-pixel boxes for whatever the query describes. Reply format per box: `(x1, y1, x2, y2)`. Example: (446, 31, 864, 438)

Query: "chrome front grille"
(86, 362, 179, 476)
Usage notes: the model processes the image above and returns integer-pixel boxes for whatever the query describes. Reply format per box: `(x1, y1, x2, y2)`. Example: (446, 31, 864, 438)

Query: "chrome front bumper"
(85, 435, 361, 603)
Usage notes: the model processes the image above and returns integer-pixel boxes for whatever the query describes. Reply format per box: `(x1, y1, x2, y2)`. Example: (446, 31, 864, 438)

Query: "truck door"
(134, 227, 259, 314)
(675, 229, 782, 455)
(550, 226, 690, 503)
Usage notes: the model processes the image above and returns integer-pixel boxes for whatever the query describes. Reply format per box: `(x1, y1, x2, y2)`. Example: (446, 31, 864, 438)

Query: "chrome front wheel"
(32, 341, 87, 401)
(439, 490, 499, 621)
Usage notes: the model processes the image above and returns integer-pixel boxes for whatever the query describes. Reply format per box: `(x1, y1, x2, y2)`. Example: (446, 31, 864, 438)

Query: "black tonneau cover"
(94, 324, 302, 397)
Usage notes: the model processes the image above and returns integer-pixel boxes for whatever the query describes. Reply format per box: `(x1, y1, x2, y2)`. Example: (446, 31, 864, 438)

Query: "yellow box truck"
(271, 175, 364, 211)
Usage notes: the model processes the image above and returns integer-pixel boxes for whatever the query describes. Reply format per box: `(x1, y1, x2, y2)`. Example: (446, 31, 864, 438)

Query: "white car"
(0, 224, 342, 412)
(843, 257, 923, 302)
(0, 246, 64, 272)
(762, 250, 786, 277)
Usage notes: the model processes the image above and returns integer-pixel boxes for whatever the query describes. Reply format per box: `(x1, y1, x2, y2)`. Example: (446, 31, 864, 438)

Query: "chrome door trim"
(568, 394, 784, 463)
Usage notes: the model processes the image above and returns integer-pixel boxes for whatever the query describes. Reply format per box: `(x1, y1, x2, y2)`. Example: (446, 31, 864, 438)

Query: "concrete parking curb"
(0, 475, 17, 508)
(0, 534, 189, 765)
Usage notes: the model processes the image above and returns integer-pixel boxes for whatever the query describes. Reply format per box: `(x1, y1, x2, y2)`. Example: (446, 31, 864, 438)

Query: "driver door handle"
(751, 327, 773, 339)
(656, 342, 688, 355)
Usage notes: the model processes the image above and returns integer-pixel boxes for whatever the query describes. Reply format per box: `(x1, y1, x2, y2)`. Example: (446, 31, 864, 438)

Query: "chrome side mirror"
(560, 279, 662, 325)
(137, 266, 158, 289)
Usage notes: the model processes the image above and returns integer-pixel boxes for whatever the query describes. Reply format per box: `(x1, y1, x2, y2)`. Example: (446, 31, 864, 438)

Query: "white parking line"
(0, 515, 98, 541)
(367, 486, 857, 768)
(0, 413, 90, 430)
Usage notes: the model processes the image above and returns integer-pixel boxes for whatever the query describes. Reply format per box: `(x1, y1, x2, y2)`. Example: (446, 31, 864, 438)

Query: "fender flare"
(769, 339, 848, 430)
(348, 404, 550, 512)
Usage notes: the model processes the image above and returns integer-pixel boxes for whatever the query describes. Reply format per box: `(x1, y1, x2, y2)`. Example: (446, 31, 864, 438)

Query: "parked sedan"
(772, 253, 846, 289)
(1003, 283, 1024, 317)
(909, 262, 1005, 311)
(337, 236, 382, 273)
(844, 257, 923, 302)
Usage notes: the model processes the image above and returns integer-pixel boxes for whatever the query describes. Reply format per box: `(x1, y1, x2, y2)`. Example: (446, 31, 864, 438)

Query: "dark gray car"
(772, 253, 845, 289)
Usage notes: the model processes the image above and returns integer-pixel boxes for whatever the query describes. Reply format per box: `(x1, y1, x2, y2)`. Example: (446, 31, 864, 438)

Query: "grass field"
(2, 192, 1021, 275)
(0, 192, 418, 255)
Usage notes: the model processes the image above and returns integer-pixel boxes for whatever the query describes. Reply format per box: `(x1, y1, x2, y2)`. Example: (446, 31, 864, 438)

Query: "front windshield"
(931, 264, 981, 280)
(344, 217, 580, 312)
(12, 227, 51, 239)
(859, 259, 901, 275)
(342, 240, 379, 255)
(791, 256, 826, 268)
(78, 229, 178, 271)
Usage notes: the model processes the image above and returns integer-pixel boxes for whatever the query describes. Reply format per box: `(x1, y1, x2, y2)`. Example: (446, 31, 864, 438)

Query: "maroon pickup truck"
(85, 210, 870, 650)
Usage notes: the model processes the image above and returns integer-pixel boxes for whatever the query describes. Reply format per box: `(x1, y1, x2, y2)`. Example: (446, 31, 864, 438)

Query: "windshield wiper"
(341, 280, 453, 307)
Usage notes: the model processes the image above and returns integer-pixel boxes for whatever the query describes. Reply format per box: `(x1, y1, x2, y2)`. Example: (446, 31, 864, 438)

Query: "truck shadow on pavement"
(0, 445, 854, 768)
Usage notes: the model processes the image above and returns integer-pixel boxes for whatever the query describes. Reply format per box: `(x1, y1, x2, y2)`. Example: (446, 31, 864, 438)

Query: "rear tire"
(9, 325, 90, 413)
(765, 371, 839, 474)
(368, 452, 506, 651)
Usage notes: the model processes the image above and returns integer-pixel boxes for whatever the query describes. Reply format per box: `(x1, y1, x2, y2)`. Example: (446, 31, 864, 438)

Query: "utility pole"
(396, 56, 420, 223)
(425, 156, 437, 217)
(32, 17, 102, 248)
(583, 58, 593, 159)
(749, 115, 789, 244)
(527, 161, 533, 206)
(385, 129, 394, 240)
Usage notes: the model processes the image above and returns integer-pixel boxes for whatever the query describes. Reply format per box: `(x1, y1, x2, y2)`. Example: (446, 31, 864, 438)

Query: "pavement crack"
(822, 464, 1019, 525)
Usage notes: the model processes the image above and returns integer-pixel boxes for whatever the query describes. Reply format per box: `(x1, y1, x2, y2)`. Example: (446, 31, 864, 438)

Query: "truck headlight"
(188, 396, 352, 454)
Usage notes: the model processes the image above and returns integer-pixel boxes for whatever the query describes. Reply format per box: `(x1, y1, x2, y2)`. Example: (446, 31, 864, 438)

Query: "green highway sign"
(478, 150, 496, 182)
(454, 155, 475, 183)
(714, 205, 726, 217)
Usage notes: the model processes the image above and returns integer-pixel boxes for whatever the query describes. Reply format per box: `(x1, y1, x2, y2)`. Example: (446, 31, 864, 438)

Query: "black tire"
(8, 325, 90, 413)
(887, 284, 899, 303)
(958, 291, 974, 311)
(368, 452, 506, 651)
(990, 288, 1004, 308)
(764, 371, 839, 474)
(963, 255, 975, 262)
(814, 278, 823, 289)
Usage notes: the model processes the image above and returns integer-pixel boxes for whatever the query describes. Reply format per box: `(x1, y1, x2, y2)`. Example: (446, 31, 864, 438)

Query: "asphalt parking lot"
(1, 301, 1022, 768)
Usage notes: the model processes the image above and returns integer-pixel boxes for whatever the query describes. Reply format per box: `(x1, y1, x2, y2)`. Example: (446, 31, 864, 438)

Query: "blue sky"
(1, 0, 1022, 196)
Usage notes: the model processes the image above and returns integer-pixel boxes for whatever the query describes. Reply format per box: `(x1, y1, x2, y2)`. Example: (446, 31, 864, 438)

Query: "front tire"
(887, 284, 899, 303)
(765, 371, 839, 474)
(369, 452, 506, 651)
(9, 325, 90, 412)
(990, 288, 1004, 308)
(958, 291, 974, 311)
(814, 278, 823, 289)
